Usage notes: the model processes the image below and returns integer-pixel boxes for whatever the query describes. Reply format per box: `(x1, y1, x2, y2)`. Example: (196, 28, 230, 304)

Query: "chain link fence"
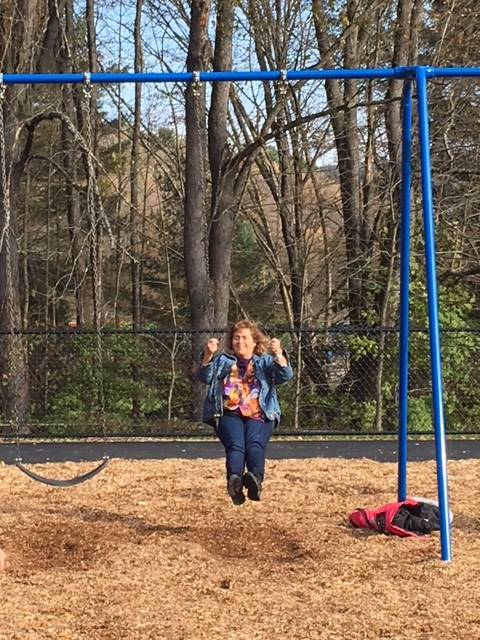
(0, 328, 478, 437)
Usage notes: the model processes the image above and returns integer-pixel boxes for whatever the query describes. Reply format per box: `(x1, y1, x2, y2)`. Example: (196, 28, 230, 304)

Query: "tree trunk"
(0, 0, 47, 429)
(184, 0, 213, 417)
(208, 0, 235, 329)
(62, 0, 88, 325)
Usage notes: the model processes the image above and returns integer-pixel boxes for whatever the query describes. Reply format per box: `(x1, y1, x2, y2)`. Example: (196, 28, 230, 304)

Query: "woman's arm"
(272, 355, 293, 384)
(269, 338, 294, 384)
(197, 360, 214, 384)
(197, 337, 220, 384)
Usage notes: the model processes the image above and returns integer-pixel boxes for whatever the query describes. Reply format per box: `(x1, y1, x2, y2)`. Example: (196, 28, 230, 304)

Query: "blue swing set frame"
(4, 64, 480, 561)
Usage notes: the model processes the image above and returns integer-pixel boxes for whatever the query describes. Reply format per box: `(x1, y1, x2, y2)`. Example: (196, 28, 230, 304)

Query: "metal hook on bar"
(83, 72, 92, 98)
(192, 70, 201, 96)
(278, 69, 289, 97)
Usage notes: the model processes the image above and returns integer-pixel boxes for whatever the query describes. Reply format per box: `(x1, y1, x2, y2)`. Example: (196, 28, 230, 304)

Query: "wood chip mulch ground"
(0, 456, 479, 639)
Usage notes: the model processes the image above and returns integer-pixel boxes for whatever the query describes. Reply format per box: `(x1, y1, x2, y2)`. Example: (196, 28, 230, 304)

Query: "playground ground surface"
(0, 454, 479, 639)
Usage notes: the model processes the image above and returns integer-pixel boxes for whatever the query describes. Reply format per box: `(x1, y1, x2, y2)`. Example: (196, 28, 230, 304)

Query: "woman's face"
(232, 328, 256, 359)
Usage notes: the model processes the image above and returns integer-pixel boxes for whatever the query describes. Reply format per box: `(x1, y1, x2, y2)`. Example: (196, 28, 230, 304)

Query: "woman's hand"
(202, 337, 219, 365)
(270, 338, 288, 366)
(270, 338, 282, 357)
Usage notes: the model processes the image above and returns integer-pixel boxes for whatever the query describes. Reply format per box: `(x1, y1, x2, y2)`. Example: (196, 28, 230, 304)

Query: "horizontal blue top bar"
(0, 68, 411, 84)
(1, 67, 480, 85)
(429, 67, 480, 78)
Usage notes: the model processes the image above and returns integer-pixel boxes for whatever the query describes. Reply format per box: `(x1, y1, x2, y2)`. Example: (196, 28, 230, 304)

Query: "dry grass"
(0, 456, 479, 639)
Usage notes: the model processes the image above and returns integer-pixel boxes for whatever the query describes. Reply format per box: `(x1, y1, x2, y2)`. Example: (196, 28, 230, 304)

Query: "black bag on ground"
(391, 502, 441, 534)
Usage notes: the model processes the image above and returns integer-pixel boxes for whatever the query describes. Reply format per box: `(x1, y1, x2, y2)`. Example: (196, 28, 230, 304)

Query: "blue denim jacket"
(197, 352, 293, 427)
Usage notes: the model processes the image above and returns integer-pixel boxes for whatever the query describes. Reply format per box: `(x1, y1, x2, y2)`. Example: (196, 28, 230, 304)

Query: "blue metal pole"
(431, 67, 480, 78)
(415, 67, 452, 562)
(2, 67, 480, 86)
(397, 80, 413, 502)
(0, 67, 414, 85)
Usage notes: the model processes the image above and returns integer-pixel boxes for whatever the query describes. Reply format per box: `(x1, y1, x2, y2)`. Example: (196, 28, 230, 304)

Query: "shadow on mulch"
(194, 520, 310, 562)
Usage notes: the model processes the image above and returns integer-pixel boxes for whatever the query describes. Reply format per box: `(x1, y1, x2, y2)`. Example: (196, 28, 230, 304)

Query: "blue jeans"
(217, 413, 274, 480)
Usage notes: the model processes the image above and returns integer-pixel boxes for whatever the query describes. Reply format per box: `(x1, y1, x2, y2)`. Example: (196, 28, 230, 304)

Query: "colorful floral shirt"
(223, 358, 264, 420)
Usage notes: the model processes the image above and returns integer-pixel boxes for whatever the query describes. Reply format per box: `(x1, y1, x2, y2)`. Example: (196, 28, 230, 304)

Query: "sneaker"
(227, 474, 245, 506)
(242, 471, 262, 501)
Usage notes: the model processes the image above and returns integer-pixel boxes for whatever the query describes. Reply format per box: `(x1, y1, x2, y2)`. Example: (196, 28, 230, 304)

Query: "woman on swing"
(198, 319, 293, 505)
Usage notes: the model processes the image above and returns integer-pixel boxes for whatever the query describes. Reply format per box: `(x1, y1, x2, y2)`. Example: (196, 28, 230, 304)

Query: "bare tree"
(0, 0, 49, 426)
(184, 0, 213, 348)
(61, 0, 90, 324)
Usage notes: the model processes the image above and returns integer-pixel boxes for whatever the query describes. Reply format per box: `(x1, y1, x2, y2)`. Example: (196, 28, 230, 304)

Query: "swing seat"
(15, 456, 109, 488)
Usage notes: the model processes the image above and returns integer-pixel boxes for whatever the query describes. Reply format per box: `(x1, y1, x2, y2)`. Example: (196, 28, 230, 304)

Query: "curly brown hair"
(225, 319, 269, 355)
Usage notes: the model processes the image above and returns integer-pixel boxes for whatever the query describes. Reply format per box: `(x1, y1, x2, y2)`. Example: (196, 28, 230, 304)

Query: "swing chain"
(81, 75, 115, 250)
(0, 77, 108, 485)
(0, 79, 9, 260)
(82, 77, 108, 451)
